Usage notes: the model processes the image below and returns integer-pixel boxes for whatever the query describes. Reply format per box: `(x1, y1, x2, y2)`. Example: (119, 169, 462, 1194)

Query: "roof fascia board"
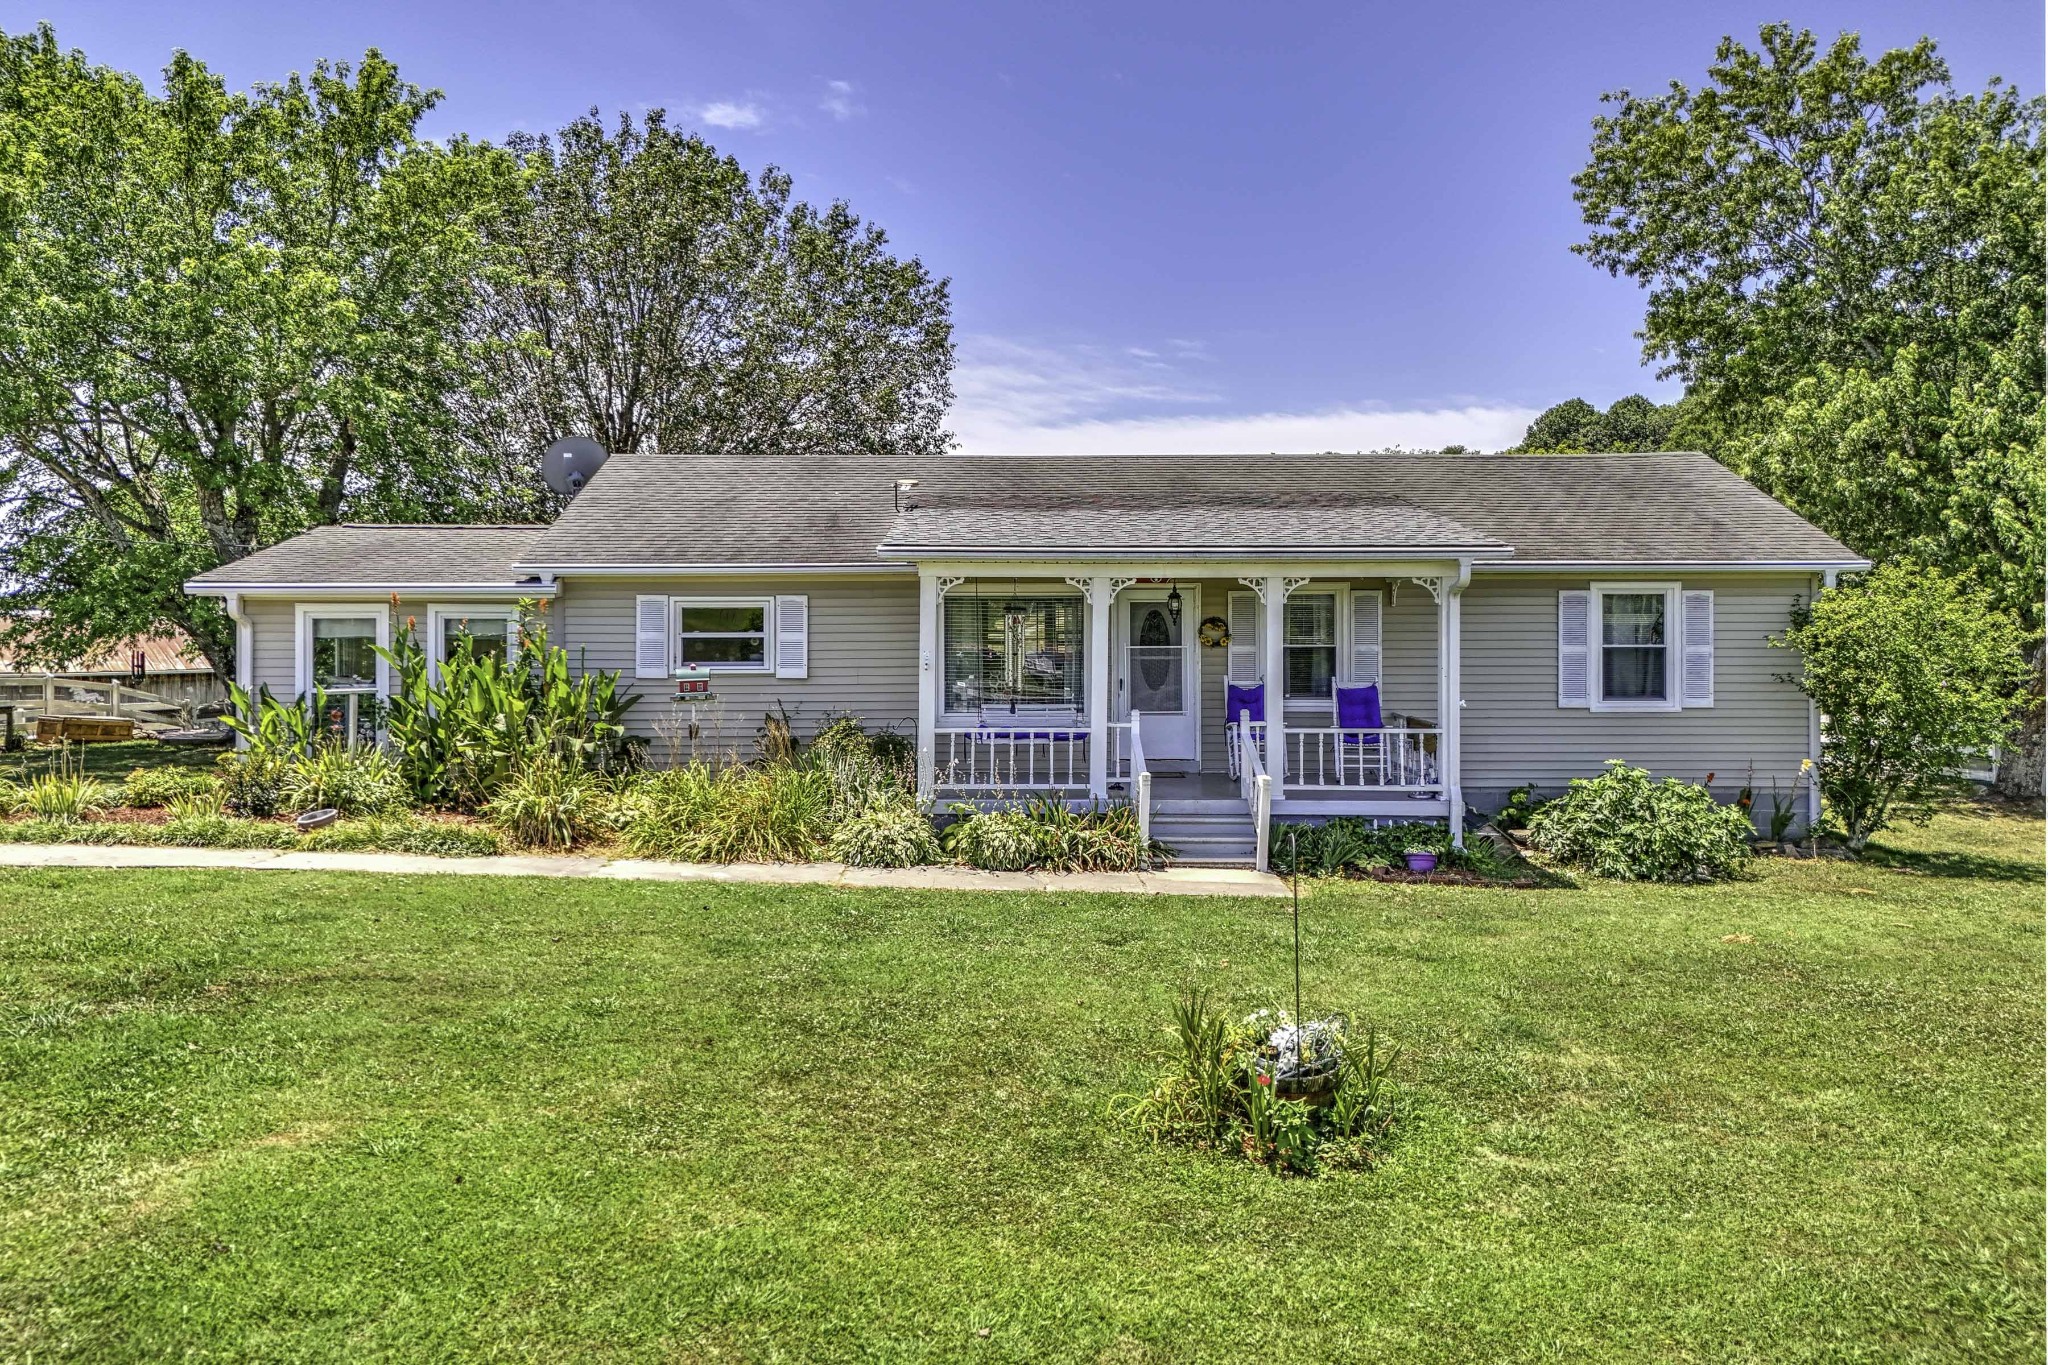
(911, 556, 1470, 579)
(185, 583, 557, 598)
(884, 546, 1507, 561)
(513, 562, 912, 576)
(1472, 558, 1871, 573)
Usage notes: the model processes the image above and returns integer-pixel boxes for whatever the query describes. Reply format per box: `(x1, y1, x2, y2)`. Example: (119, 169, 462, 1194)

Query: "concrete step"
(1151, 812, 1257, 831)
(1152, 797, 1254, 816)
(1155, 835, 1259, 862)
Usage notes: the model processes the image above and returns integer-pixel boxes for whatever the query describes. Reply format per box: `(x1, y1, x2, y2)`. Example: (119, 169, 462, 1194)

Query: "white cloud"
(820, 79, 864, 121)
(697, 100, 765, 130)
(947, 335, 1535, 454)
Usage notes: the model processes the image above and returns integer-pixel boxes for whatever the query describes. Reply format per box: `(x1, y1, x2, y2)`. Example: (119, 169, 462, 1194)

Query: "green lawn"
(6, 737, 227, 781)
(1, 810, 2040, 1361)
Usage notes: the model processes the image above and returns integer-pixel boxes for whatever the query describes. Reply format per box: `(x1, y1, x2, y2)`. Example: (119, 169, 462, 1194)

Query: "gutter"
(877, 544, 1511, 560)
(1471, 558, 1871, 574)
(185, 582, 559, 598)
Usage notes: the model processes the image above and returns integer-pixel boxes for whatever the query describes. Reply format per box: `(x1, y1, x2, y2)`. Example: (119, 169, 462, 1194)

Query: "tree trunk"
(1994, 649, 2045, 801)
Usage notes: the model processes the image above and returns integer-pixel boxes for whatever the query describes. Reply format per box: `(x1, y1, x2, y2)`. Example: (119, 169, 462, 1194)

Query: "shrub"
(157, 814, 300, 849)
(120, 765, 221, 808)
(1772, 564, 2030, 850)
(1116, 988, 1401, 1177)
(1525, 760, 1753, 882)
(21, 769, 110, 823)
(945, 809, 1041, 871)
(279, 744, 408, 817)
(215, 750, 288, 817)
(166, 788, 227, 821)
(622, 761, 833, 863)
(0, 779, 19, 816)
(483, 754, 601, 850)
(829, 799, 941, 867)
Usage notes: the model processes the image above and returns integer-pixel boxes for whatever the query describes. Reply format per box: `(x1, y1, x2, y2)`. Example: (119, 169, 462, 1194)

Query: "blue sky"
(23, 1, 2041, 452)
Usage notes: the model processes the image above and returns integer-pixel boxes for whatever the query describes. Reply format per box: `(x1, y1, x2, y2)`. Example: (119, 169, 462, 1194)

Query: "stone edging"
(0, 843, 1288, 898)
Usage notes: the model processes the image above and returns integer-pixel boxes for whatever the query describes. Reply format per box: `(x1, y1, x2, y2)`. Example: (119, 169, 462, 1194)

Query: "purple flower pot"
(1404, 851, 1438, 874)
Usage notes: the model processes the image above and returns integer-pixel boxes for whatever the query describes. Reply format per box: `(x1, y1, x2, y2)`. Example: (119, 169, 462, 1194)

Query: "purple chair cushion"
(1336, 683, 1382, 732)
(1225, 682, 1265, 725)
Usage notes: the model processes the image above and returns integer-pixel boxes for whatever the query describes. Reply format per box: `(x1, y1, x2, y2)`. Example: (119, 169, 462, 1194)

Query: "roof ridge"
(335, 522, 548, 530)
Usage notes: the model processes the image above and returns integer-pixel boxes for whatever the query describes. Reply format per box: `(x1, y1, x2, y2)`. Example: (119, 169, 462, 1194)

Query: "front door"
(1116, 589, 1198, 763)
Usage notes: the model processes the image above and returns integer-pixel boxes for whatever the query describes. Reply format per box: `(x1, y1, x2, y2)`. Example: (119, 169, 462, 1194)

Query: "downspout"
(224, 592, 252, 749)
(1446, 559, 1470, 847)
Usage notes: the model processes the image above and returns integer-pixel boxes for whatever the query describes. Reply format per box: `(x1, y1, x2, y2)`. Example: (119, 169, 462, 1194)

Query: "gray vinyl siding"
(244, 599, 299, 696)
(1459, 572, 1813, 791)
(556, 574, 920, 763)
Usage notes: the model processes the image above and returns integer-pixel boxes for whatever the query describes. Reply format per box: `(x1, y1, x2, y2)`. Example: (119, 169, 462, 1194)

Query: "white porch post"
(916, 571, 940, 800)
(1087, 575, 1112, 799)
(1439, 571, 1466, 846)
(1264, 574, 1287, 784)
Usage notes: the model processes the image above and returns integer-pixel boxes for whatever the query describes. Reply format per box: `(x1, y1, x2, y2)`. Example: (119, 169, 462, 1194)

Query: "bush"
(945, 808, 1041, 871)
(1525, 760, 1753, 882)
(483, 755, 601, 850)
(21, 769, 111, 823)
(120, 765, 221, 808)
(1115, 988, 1401, 1177)
(157, 814, 300, 849)
(829, 799, 941, 867)
(622, 761, 833, 863)
(1772, 564, 2030, 850)
(279, 744, 408, 817)
(215, 750, 288, 817)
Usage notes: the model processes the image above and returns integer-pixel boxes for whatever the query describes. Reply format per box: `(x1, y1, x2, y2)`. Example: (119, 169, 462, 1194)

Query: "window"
(675, 598, 771, 671)
(943, 593, 1084, 712)
(427, 606, 518, 683)
(1594, 583, 1678, 710)
(297, 606, 389, 747)
(1284, 593, 1338, 700)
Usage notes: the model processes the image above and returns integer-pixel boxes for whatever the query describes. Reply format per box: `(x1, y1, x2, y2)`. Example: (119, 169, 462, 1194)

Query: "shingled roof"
(514, 451, 1862, 569)
(186, 525, 549, 591)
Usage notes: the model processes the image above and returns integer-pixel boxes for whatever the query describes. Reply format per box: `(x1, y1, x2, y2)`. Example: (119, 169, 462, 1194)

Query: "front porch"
(910, 564, 1469, 858)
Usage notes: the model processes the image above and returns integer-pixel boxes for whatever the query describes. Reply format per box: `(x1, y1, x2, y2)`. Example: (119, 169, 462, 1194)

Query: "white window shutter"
(1227, 592, 1260, 684)
(635, 595, 670, 679)
(1558, 590, 1592, 708)
(1681, 590, 1714, 707)
(774, 595, 809, 679)
(1348, 590, 1382, 686)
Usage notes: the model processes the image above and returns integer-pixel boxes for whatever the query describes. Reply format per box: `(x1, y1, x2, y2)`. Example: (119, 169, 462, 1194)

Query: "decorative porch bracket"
(933, 574, 966, 599)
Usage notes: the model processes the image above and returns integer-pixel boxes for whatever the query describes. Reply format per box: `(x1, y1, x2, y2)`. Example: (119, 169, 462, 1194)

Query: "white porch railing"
(1106, 720, 1134, 783)
(1234, 716, 1272, 870)
(1286, 726, 1440, 790)
(932, 727, 1089, 790)
(1128, 711, 1151, 845)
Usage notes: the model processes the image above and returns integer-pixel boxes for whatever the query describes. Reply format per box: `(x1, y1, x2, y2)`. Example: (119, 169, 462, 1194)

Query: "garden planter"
(295, 808, 340, 832)
(1403, 851, 1438, 873)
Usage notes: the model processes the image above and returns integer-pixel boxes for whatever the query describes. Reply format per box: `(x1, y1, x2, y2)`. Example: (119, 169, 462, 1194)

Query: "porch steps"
(1149, 802, 1260, 868)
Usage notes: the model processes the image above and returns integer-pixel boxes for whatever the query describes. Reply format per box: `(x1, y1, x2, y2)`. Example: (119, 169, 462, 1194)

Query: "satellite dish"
(543, 436, 610, 497)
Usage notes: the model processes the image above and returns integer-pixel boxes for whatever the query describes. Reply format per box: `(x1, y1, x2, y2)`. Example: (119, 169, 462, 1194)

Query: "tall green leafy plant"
(378, 602, 640, 810)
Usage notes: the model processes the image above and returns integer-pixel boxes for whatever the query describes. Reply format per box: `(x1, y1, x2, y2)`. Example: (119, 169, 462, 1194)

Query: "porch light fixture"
(1166, 583, 1183, 624)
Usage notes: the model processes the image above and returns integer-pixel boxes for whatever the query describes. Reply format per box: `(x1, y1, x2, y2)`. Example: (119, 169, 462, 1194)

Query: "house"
(183, 452, 1867, 864)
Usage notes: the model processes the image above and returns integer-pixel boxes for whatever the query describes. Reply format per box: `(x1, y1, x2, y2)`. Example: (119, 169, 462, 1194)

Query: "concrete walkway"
(0, 842, 1288, 898)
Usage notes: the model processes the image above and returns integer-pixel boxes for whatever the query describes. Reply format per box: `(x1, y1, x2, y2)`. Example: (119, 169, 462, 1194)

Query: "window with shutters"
(1284, 593, 1338, 700)
(1589, 583, 1681, 712)
(674, 597, 773, 671)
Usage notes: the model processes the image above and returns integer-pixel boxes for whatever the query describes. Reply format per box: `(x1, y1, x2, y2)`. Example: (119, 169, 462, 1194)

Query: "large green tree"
(0, 26, 521, 679)
(1512, 393, 1708, 452)
(456, 109, 953, 479)
(1572, 24, 2045, 790)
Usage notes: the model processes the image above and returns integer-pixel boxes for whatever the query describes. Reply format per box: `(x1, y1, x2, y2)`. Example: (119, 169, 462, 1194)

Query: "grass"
(0, 808, 2039, 1361)
(6, 738, 226, 780)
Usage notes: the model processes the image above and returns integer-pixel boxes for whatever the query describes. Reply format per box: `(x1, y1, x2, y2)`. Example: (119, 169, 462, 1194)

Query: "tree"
(0, 26, 521, 679)
(1772, 565, 2028, 850)
(1571, 25, 2045, 792)
(457, 109, 954, 482)
(1512, 393, 1696, 452)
